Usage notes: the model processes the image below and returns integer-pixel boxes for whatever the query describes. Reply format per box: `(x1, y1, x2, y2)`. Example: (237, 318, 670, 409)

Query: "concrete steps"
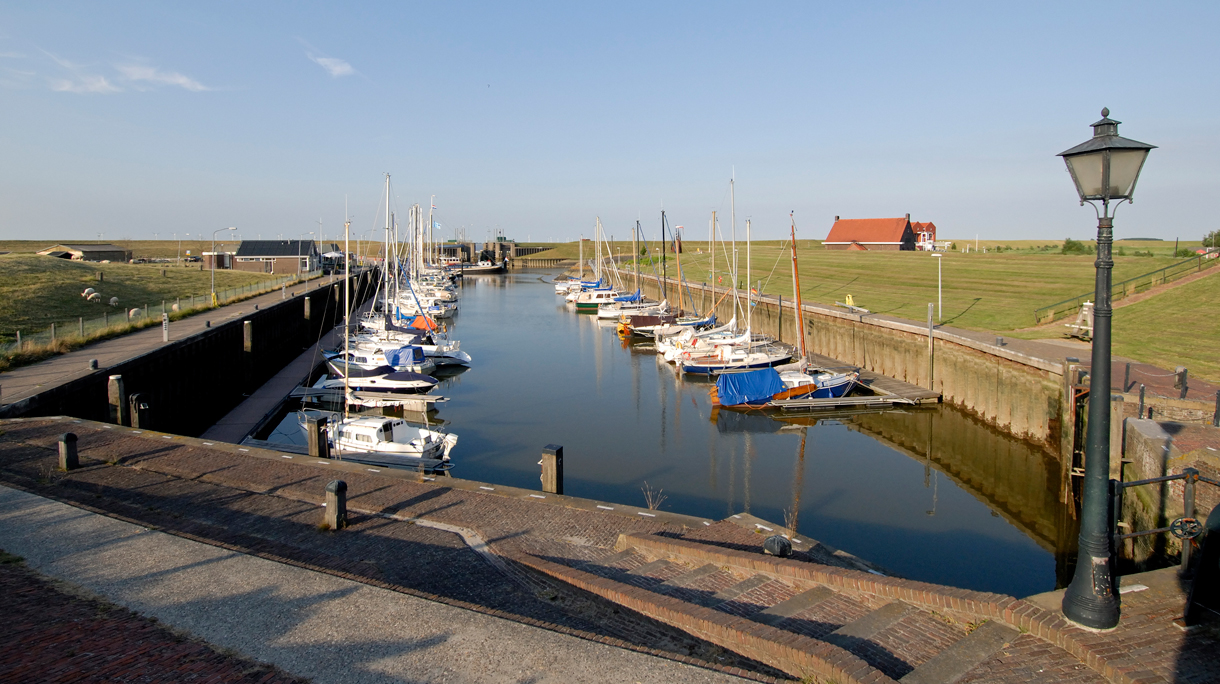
(515, 533, 1037, 683)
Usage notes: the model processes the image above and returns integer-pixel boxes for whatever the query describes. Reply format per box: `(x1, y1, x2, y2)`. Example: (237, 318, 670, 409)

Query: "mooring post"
(324, 479, 347, 530)
(306, 416, 329, 459)
(88, 359, 98, 370)
(1124, 362, 1132, 392)
(58, 433, 78, 471)
(107, 375, 127, 426)
(1181, 468, 1199, 576)
(926, 303, 935, 390)
(128, 394, 149, 429)
(304, 296, 312, 321)
(243, 320, 253, 353)
(1175, 367, 1189, 399)
(541, 444, 563, 495)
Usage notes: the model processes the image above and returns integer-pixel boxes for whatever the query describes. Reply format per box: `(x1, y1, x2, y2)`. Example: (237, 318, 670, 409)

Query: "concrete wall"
(0, 271, 377, 437)
(1119, 419, 1220, 565)
(640, 275, 1066, 454)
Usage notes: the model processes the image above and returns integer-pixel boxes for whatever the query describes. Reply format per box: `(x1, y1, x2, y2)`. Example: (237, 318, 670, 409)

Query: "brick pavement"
(0, 551, 305, 684)
(2, 415, 1218, 683)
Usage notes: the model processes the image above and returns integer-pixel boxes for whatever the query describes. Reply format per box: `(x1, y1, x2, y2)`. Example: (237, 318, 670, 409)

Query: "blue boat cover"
(614, 290, 643, 302)
(384, 346, 425, 367)
(715, 368, 785, 406)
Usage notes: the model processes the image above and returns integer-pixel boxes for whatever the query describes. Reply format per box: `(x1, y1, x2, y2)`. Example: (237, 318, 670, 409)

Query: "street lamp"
(931, 253, 942, 321)
(212, 227, 236, 305)
(1058, 108, 1155, 631)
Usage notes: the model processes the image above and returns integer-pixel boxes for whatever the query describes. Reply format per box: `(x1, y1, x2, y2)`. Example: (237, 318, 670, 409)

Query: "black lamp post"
(1058, 108, 1155, 630)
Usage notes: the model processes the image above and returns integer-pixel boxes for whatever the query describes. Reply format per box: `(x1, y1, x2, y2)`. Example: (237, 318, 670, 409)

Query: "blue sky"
(1, 2, 1217, 244)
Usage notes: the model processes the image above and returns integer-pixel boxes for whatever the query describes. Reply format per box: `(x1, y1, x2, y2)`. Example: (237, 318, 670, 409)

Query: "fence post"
(79, 317, 84, 337)
(103, 312, 108, 327)
(1181, 468, 1199, 576)
(15, 331, 20, 349)
(1124, 362, 1131, 392)
(1214, 390, 1219, 428)
(50, 323, 55, 341)
(1138, 384, 1145, 418)
(1175, 367, 1189, 399)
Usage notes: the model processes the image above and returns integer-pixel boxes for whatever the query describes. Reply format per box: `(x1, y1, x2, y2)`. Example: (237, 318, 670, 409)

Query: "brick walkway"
(1, 416, 1217, 683)
(0, 551, 304, 684)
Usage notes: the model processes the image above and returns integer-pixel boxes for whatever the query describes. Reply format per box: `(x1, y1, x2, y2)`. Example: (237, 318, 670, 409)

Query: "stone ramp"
(517, 533, 1108, 684)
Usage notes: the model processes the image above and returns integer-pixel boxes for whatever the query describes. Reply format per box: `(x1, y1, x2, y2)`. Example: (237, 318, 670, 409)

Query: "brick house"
(823, 215, 918, 251)
(233, 240, 319, 274)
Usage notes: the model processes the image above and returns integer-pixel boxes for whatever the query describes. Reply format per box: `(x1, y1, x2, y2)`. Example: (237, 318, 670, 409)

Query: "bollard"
(58, 433, 78, 471)
(107, 375, 128, 426)
(129, 394, 150, 429)
(324, 480, 348, 530)
(541, 444, 563, 495)
(764, 535, 792, 557)
(1138, 384, 1146, 419)
(205, 320, 211, 328)
(88, 359, 98, 370)
(304, 297, 312, 321)
(243, 320, 253, 353)
(282, 285, 286, 300)
(996, 336, 1005, 347)
(1175, 367, 1189, 399)
(161, 313, 169, 342)
(306, 417, 329, 459)
(1124, 362, 1132, 392)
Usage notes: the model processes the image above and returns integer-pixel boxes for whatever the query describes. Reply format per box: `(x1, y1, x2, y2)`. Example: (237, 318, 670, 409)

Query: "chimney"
(905, 213, 910, 220)
(834, 215, 839, 222)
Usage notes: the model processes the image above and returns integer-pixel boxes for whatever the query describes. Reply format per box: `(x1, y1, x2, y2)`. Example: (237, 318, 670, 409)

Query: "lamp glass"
(1064, 150, 1106, 200)
(1107, 149, 1150, 198)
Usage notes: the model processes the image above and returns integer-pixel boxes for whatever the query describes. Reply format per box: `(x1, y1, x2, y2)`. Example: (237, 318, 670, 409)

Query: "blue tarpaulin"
(614, 290, 643, 302)
(715, 368, 785, 406)
(384, 346, 424, 367)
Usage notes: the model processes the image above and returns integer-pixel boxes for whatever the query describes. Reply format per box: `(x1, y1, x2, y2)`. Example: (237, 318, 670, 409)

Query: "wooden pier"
(796, 351, 942, 408)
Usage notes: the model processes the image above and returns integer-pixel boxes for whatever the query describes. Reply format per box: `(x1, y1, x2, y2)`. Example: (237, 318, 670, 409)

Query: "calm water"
(276, 269, 1077, 598)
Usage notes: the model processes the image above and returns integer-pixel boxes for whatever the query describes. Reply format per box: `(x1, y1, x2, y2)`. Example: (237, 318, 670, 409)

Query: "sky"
(1, 2, 1217, 245)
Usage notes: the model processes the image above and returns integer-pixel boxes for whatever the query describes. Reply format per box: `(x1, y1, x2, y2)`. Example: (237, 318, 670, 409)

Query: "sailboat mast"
(428, 196, 434, 266)
(730, 178, 739, 326)
(660, 211, 668, 301)
(710, 210, 716, 303)
(746, 218, 752, 331)
(344, 217, 351, 421)
(790, 214, 806, 363)
(579, 234, 584, 280)
(674, 226, 683, 314)
(633, 220, 640, 295)
(383, 174, 391, 324)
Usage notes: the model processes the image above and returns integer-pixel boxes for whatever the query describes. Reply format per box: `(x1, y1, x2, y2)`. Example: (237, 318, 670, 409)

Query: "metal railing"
(1034, 253, 1218, 324)
(3, 270, 320, 354)
(1111, 467, 1220, 573)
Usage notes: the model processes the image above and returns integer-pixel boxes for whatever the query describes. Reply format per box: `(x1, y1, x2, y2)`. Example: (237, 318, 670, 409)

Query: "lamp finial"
(1101, 107, 1109, 117)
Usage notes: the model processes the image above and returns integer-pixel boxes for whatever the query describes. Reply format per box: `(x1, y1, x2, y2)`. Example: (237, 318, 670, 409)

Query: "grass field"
(0, 254, 271, 342)
(554, 241, 1186, 332)
(1110, 272, 1220, 385)
(0, 238, 393, 260)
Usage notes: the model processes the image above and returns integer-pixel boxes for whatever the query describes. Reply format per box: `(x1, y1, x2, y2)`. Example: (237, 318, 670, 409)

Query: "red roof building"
(823, 215, 916, 251)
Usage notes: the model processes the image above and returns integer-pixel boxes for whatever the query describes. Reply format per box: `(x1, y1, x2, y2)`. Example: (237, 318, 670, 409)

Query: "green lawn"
(0, 254, 271, 342)
(570, 242, 1184, 332)
(1111, 270, 1220, 384)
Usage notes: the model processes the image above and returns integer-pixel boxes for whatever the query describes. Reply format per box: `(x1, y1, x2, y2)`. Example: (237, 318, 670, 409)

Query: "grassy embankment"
(0, 254, 277, 371)
(531, 239, 1216, 382)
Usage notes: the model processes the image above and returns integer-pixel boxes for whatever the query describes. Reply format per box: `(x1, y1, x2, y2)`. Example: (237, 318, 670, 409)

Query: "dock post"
(107, 375, 128, 426)
(324, 480, 347, 530)
(541, 444, 563, 495)
(307, 416, 329, 459)
(927, 303, 935, 390)
(304, 296, 312, 321)
(243, 320, 253, 353)
(128, 393, 149, 429)
(58, 433, 78, 471)
(1175, 367, 1188, 399)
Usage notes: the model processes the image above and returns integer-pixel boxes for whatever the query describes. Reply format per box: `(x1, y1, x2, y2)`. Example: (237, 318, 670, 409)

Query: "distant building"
(233, 240, 319, 274)
(202, 252, 234, 270)
(36, 243, 132, 262)
(911, 222, 938, 251)
(823, 216, 917, 251)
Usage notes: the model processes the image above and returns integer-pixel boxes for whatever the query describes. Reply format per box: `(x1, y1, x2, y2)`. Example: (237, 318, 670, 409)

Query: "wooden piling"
(107, 375, 128, 426)
(58, 433, 78, 471)
(307, 416, 329, 459)
(324, 480, 347, 530)
(541, 444, 563, 495)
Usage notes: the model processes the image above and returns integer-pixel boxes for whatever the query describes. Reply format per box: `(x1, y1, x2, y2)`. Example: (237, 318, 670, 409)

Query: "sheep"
(109, 297, 119, 307)
(87, 292, 101, 302)
(129, 308, 142, 318)
(82, 287, 95, 298)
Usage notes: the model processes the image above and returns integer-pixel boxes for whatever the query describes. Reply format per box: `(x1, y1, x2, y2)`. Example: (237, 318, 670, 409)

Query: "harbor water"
(274, 268, 1077, 598)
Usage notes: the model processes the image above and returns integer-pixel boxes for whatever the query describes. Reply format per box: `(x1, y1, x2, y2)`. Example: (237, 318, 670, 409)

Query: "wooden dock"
(805, 351, 942, 405)
(289, 387, 448, 412)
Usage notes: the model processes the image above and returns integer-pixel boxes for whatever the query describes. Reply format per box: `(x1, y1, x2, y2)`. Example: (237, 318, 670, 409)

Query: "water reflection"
(303, 270, 1079, 597)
